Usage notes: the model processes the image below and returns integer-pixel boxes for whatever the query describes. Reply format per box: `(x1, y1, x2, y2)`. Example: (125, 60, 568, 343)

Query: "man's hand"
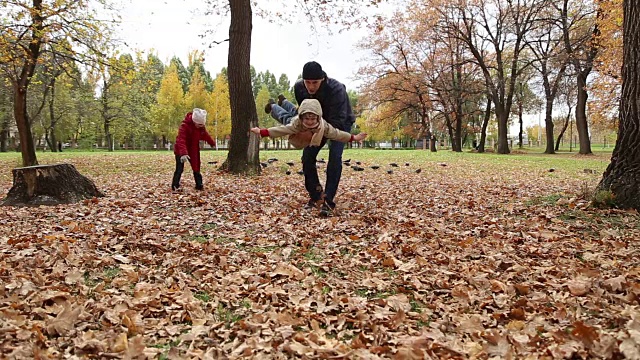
(250, 127, 261, 135)
(180, 155, 190, 163)
(353, 133, 368, 142)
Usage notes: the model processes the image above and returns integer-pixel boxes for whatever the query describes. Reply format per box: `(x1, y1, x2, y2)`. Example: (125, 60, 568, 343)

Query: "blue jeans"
(302, 136, 347, 207)
(270, 100, 297, 125)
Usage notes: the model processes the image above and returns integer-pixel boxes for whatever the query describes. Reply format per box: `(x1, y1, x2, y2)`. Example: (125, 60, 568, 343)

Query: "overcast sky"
(118, 1, 372, 91)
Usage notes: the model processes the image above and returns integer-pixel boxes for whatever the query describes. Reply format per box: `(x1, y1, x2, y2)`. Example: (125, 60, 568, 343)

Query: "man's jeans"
(302, 137, 347, 207)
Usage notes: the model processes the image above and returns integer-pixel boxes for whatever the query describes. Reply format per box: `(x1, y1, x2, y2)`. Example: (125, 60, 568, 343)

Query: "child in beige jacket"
(250, 99, 366, 148)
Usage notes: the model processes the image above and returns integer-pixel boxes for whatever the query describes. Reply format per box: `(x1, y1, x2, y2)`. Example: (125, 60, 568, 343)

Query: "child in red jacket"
(171, 108, 216, 191)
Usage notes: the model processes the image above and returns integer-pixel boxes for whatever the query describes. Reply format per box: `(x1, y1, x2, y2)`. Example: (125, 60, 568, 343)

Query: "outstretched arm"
(250, 127, 271, 137)
(324, 121, 367, 143)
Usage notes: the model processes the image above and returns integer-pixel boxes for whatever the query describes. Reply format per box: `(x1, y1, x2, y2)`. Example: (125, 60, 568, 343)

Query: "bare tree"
(526, 6, 570, 154)
(440, 0, 548, 154)
(558, 0, 599, 155)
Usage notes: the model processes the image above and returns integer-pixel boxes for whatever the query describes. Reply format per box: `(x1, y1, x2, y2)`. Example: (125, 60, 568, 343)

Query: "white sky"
(117, 0, 371, 91)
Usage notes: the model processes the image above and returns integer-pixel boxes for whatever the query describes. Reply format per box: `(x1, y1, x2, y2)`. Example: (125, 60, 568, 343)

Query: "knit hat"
(192, 108, 207, 125)
(302, 61, 326, 80)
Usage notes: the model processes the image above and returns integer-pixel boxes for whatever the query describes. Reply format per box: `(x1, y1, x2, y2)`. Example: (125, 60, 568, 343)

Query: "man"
(294, 61, 356, 217)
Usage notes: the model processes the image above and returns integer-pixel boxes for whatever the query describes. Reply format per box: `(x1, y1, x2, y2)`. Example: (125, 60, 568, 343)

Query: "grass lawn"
(0, 148, 638, 359)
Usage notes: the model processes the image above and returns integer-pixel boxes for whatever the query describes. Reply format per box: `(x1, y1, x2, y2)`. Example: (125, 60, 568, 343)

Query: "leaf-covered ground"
(0, 150, 638, 359)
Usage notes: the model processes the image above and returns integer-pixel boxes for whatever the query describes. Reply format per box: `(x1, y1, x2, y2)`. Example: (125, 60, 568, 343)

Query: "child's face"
(301, 113, 319, 129)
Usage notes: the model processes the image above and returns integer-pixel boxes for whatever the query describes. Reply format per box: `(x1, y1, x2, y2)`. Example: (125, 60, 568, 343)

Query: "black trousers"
(172, 154, 202, 189)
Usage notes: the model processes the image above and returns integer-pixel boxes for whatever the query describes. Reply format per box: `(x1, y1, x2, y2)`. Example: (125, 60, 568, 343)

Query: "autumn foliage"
(1, 151, 638, 358)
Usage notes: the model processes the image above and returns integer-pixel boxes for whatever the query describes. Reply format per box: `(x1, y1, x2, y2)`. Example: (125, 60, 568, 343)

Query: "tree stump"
(2, 164, 104, 206)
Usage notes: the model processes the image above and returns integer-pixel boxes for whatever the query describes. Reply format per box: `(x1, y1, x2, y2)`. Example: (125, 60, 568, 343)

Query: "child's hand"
(354, 133, 368, 142)
(250, 127, 261, 134)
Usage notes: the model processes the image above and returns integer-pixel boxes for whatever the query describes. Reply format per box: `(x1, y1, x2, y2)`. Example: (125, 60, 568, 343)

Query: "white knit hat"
(192, 108, 207, 125)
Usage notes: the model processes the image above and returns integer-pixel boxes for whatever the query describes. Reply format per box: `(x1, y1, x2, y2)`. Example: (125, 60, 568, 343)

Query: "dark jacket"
(174, 112, 215, 172)
(294, 77, 356, 132)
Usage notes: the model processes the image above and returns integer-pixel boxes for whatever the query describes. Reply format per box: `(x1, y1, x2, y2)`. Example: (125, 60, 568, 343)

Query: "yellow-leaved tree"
(209, 73, 232, 147)
(184, 67, 209, 110)
(150, 63, 186, 145)
(356, 105, 401, 144)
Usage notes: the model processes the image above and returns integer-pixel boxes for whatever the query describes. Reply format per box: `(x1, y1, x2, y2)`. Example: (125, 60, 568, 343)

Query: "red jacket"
(174, 112, 215, 172)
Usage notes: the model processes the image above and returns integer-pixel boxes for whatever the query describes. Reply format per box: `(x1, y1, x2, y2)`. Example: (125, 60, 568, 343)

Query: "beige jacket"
(265, 99, 353, 149)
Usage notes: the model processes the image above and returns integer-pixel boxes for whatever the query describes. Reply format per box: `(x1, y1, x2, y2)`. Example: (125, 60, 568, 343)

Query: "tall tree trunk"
(518, 103, 524, 149)
(575, 71, 593, 154)
(496, 108, 510, 154)
(14, 84, 38, 166)
(544, 98, 555, 154)
(224, 0, 260, 174)
(0, 86, 10, 152)
(478, 96, 492, 153)
(453, 114, 462, 152)
(47, 78, 58, 152)
(101, 78, 114, 152)
(0, 129, 7, 153)
(555, 108, 572, 151)
(444, 115, 454, 151)
(0, 115, 9, 153)
(598, 0, 640, 210)
(13, 0, 43, 166)
(105, 123, 113, 151)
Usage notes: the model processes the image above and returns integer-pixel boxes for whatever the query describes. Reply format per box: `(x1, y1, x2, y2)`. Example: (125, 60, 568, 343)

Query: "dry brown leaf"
(45, 303, 83, 336)
(567, 278, 591, 296)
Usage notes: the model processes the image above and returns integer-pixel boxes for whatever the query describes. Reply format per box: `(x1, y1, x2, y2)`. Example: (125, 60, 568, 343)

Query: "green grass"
(190, 235, 208, 244)
(303, 249, 323, 262)
(0, 148, 612, 183)
(309, 265, 327, 278)
(202, 223, 218, 231)
(194, 291, 211, 302)
(216, 303, 244, 327)
(525, 194, 564, 206)
(213, 237, 236, 245)
(103, 267, 120, 279)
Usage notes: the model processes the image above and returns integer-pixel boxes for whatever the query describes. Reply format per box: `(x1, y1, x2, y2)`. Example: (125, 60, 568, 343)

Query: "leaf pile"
(0, 152, 638, 359)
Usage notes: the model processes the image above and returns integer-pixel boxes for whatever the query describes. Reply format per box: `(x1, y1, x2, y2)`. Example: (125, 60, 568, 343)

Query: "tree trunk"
(544, 98, 555, 154)
(453, 114, 462, 152)
(444, 115, 455, 151)
(478, 96, 491, 153)
(555, 109, 571, 151)
(14, 83, 38, 166)
(598, 0, 640, 210)
(0, 117, 9, 153)
(496, 109, 510, 154)
(575, 71, 593, 154)
(223, 0, 260, 174)
(2, 164, 104, 206)
(12, 0, 44, 167)
(518, 104, 524, 149)
(47, 76, 58, 152)
(0, 87, 10, 152)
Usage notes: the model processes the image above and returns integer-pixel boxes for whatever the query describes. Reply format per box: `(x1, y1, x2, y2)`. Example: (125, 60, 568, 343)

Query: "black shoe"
(171, 184, 180, 191)
(264, 99, 275, 114)
(319, 201, 335, 217)
(304, 199, 316, 210)
(195, 185, 204, 190)
(277, 94, 286, 106)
